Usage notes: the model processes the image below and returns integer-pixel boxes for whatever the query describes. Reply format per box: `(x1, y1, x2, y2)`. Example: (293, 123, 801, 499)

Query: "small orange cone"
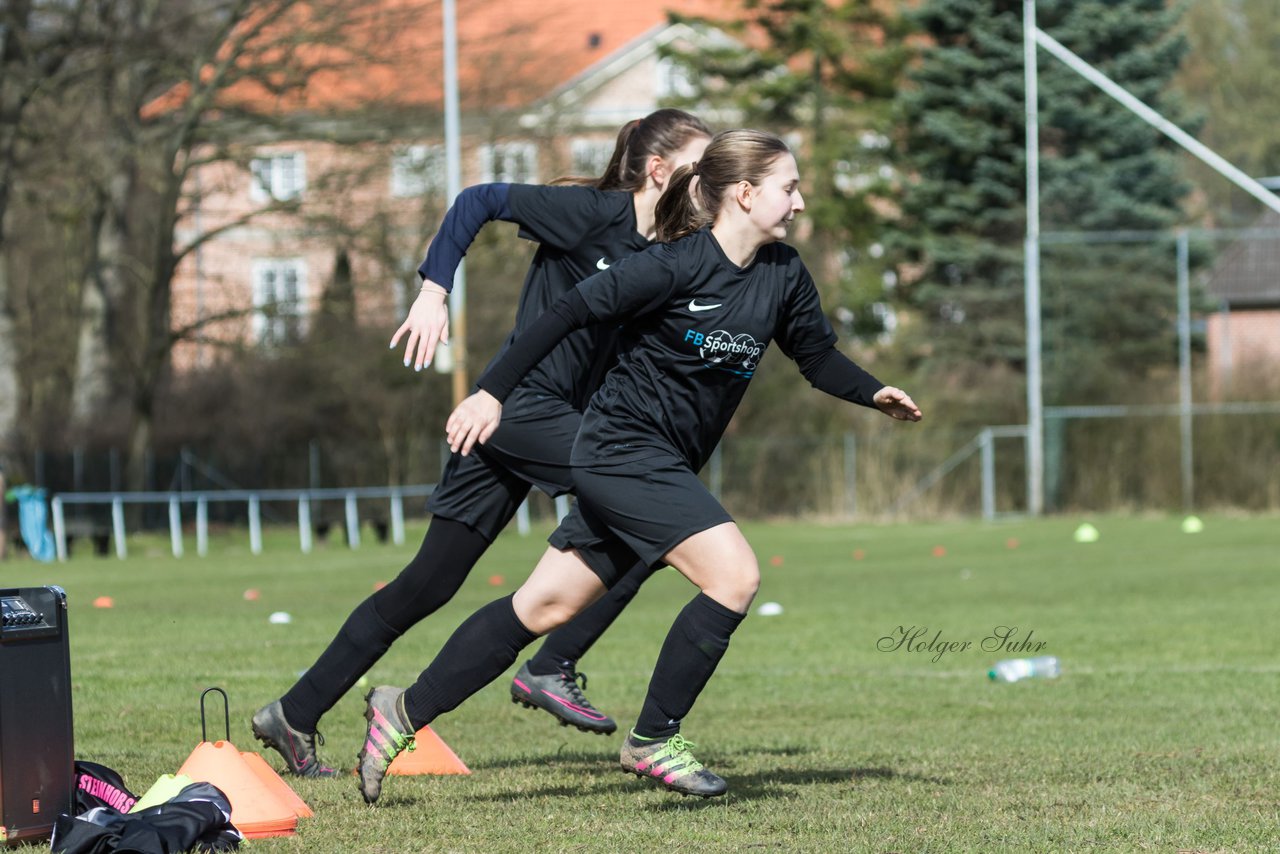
(387, 726, 470, 776)
(240, 751, 312, 818)
(177, 740, 297, 838)
(93, 596, 114, 608)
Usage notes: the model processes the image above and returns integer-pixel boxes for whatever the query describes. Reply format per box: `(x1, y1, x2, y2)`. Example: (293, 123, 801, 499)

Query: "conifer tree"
(896, 0, 1194, 401)
(666, 0, 912, 337)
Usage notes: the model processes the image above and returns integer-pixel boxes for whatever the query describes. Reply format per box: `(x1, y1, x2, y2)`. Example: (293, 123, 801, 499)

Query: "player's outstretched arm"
(446, 390, 502, 456)
(390, 282, 449, 372)
(873, 386, 922, 422)
(393, 184, 515, 371)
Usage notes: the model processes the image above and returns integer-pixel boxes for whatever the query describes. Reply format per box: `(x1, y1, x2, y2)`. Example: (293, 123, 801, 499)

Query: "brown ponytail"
(654, 129, 792, 243)
(552, 109, 711, 191)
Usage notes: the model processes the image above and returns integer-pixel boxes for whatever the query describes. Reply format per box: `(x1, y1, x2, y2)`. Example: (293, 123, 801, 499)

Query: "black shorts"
(549, 454, 734, 576)
(428, 393, 644, 581)
(427, 391, 579, 541)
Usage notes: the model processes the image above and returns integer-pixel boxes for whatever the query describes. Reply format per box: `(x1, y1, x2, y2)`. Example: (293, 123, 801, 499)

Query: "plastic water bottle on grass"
(988, 656, 1060, 683)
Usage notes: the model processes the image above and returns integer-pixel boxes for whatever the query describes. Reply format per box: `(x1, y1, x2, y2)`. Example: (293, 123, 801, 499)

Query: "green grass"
(5, 515, 1279, 852)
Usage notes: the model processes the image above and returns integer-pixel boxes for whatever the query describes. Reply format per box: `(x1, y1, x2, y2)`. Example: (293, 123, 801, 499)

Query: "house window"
(479, 142, 537, 183)
(570, 138, 614, 178)
(249, 152, 306, 202)
(655, 56, 696, 101)
(252, 259, 307, 345)
(391, 144, 444, 197)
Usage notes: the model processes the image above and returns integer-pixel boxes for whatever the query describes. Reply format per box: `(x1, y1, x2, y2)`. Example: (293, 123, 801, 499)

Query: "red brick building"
(171, 0, 735, 368)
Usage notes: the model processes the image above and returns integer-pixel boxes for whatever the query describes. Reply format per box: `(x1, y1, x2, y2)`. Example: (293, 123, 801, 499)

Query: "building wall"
(1206, 308, 1280, 398)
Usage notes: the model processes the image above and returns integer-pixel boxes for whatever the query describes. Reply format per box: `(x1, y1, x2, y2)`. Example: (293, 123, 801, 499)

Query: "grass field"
(4, 514, 1278, 852)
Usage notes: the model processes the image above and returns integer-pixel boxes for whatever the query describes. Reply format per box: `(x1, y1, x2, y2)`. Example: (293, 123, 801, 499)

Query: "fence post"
(196, 496, 208, 557)
(554, 495, 570, 523)
(345, 492, 360, 549)
(1176, 230, 1194, 511)
(248, 495, 262, 555)
(390, 490, 405, 546)
(298, 495, 312, 554)
(168, 495, 183, 558)
(111, 497, 127, 559)
(516, 497, 530, 536)
(52, 496, 67, 562)
(980, 428, 995, 521)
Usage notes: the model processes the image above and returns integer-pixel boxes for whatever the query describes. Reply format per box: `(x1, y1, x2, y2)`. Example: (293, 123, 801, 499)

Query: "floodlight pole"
(1023, 0, 1045, 516)
(442, 0, 468, 407)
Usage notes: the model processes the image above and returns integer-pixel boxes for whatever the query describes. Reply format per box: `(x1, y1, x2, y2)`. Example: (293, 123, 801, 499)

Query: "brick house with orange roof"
(171, 0, 736, 369)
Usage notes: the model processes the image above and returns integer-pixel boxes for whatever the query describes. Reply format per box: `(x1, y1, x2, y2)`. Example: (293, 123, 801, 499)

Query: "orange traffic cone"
(177, 740, 297, 838)
(387, 726, 470, 776)
(176, 687, 301, 838)
(240, 751, 313, 818)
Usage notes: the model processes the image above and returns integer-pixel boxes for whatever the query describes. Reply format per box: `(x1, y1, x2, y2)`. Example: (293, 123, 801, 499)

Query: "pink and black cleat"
(510, 661, 617, 735)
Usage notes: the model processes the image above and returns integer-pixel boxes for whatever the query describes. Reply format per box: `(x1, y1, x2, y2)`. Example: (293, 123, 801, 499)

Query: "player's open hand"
(873, 386, 922, 422)
(389, 282, 450, 371)
(446, 390, 502, 456)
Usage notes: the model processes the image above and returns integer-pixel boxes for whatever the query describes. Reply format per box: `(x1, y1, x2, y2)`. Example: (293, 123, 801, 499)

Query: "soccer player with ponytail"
(251, 110, 711, 777)
(355, 129, 920, 802)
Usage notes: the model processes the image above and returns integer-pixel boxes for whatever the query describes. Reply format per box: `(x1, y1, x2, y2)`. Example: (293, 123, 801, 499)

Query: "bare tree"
(69, 0, 422, 487)
(0, 0, 90, 447)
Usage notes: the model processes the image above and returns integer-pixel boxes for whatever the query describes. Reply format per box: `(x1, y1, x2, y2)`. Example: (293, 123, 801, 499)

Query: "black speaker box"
(0, 586, 74, 846)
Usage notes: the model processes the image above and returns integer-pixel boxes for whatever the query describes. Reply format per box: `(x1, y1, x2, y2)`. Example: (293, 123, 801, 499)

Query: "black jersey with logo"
(485, 184, 650, 412)
(569, 227, 838, 471)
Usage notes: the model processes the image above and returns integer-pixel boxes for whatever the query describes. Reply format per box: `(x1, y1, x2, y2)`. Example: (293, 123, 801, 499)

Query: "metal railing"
(50, 486, 436, 560)
(48, 484, 575, 561)
(891, 425, 1029, 520)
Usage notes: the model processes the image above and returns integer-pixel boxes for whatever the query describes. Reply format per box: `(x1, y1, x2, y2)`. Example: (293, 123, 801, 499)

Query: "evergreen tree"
(665, 0, 912, 338)
(895, 0, 1193, 403)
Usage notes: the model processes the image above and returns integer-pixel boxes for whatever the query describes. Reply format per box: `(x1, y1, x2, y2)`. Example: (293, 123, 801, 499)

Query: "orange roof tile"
(213, 0, 739, 116)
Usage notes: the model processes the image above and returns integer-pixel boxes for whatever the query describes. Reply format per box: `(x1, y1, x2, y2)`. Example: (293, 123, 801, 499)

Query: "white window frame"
(478, 142, 538, 183)
(251, 258, 308, 345)
(249, 152, 306, 202)
(390, 144, 444, 198)
(570, 138, 614, 178)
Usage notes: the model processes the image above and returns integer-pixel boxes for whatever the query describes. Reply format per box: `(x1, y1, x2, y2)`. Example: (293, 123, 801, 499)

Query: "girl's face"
(747, 153, 804, 242)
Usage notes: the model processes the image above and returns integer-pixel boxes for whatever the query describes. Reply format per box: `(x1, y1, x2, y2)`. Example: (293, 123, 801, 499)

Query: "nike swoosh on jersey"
(596, 258, 611, 270)
(688, 300, 722, 312)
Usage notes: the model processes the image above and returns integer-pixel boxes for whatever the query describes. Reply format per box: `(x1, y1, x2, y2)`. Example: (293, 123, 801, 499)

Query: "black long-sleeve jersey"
(483, 184, 650, 411)
(479, 227, 884, 472)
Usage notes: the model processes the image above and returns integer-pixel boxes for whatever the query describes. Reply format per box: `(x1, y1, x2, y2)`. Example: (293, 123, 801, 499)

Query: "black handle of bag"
(200, 686, 230, 743)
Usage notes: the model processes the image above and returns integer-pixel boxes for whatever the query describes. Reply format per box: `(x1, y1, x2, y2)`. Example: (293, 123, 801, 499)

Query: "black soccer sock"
(527, 561, 654, 676)
(370, 516, 493, 631)
(281, 598, 398, 734)
(634, 592, 746, 740)
(279, 516, 491, 733)
(401, 594, 538, 730)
